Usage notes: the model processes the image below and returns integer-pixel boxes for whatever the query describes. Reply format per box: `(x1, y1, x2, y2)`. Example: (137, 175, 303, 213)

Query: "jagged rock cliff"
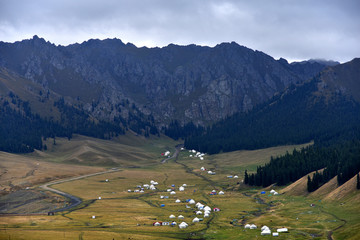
(0, 36, 332, 127)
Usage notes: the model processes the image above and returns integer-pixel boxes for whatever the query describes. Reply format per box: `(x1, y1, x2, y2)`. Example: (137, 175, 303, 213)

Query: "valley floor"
(0, 135, 358, 240)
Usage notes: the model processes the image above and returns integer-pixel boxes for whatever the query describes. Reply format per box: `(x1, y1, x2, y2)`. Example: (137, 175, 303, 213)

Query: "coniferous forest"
(0, 94, 159, 153)
(184, 79, 360, 154)
(244, 136, 360, 192)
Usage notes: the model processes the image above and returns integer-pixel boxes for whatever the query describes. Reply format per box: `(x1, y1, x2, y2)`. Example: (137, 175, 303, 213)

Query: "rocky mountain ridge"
(0, 36, 335, 127)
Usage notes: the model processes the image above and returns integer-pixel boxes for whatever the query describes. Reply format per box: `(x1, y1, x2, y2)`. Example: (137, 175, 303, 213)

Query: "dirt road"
(40, 168, 121, 212)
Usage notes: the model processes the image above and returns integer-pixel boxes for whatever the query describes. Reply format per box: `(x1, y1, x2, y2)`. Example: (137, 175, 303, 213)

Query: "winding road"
(40, 168, 121, 212)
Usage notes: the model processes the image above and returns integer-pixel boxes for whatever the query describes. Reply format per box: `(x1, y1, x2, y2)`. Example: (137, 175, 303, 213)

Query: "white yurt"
(273, 232, 279, 236)
(261, 226, 269, 231)
(270, 189, 276, 194)
(179, 186, 185, 191)
(204, 213, 210, 218)
(196, 211, 202, 215)
(127, 189, 132, 192)
(92, 215, 96, 219)
(250, 224, 257, 229)
(218, 191, 224, 195)
(179, 222, 188, 229)
(192, 217, 200, 223)
(261, 229, 271, 235)
(204, 206, 211, 212)
(277, 228, 288, 233)
(154, 222, 161, 226)
(98, 197, 102, 200)
(204, 210, 211, 216)
(200, 167, 205, 171)
(175, 199, 181, 203)
(188, 199, 196, 204)
(167, 189, 172, 192)
(178, 215, 184, 219)
(182, 183, 187, 187)
(169, 214, 175, 219)
(234, 175, 239, 178)
(170, 191, 176, 195)
(244, 224, 251, 229)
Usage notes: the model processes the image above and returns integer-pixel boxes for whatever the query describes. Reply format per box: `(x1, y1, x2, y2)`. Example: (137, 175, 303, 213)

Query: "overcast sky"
(0, 0, 359, 62)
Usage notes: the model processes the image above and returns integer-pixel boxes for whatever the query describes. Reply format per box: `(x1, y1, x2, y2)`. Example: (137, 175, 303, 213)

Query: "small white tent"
(170, 191, 176, 195)
(189, 199, 196, 204)
(244, 224, 251, 229)
(179, 186, 185, 191)
(169, 215, 175, 219)
(196, 211, 202, 215)
(219, 191, 224, 195)
(178, 215, 184, 219)
(175, 199, 181, 203)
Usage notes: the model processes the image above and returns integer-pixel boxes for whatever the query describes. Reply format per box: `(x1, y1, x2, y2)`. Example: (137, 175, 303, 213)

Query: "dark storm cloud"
(0, 0, 359, 62)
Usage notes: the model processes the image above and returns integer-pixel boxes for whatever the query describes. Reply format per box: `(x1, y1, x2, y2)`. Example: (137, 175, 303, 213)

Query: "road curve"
(161, 144, 183, 164)
(40, 169, 121, 212)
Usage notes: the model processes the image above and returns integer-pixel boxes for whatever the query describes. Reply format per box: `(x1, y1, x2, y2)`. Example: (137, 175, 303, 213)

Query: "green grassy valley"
(0, 135, 358, 239)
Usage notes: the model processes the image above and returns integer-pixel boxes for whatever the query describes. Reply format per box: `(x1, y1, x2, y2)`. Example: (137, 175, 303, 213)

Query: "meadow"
(0, 135, 358, 240)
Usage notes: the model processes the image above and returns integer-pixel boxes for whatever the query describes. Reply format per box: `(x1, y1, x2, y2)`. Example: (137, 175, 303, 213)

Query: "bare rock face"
(0, 36, 331, 127)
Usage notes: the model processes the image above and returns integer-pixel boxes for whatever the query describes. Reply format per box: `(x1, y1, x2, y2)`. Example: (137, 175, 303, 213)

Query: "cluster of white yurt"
(245, 224, 288, 237)
(128, 180, 160, 193)
(188, 149, 205, 160)
(270, 189, 279, 195)
(244, 224, 257, 229)
(164, 151, 171, 156)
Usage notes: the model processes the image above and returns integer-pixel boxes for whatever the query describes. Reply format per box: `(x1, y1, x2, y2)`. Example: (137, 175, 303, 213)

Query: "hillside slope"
(185, 58, 360, 153)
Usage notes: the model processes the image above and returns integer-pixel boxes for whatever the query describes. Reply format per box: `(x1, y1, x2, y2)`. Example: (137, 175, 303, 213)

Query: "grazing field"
(0, 136, 359, 239)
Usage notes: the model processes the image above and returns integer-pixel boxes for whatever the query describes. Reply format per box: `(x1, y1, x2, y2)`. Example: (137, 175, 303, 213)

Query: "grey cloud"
(0, 0, 359, 62)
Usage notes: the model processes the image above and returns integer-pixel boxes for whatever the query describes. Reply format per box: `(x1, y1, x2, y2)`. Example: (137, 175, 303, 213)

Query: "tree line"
(244, 136, 360, 192)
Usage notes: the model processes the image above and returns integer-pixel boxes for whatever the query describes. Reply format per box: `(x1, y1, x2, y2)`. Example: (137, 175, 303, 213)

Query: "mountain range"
(0, 35, 337, 127)
(1, 35, 359, 154)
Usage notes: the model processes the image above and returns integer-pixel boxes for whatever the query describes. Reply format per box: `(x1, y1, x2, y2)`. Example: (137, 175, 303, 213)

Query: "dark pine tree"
(244, 170, 249, 184)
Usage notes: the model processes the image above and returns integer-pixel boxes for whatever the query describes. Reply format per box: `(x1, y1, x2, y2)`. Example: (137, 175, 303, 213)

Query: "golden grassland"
(0, 136, 359, 240)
